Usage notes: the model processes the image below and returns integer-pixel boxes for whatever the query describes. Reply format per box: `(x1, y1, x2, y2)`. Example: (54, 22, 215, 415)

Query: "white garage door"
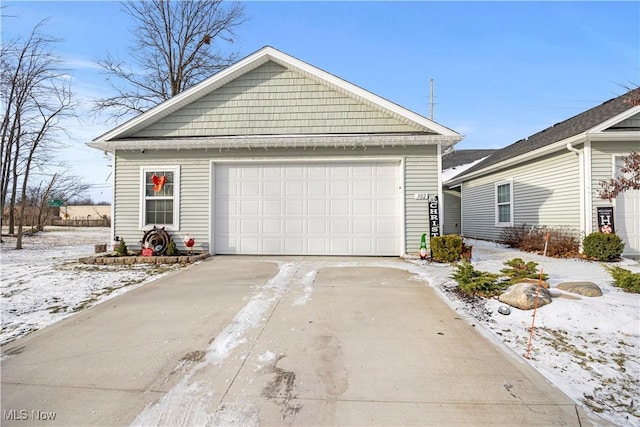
(214, 161, 401, 255)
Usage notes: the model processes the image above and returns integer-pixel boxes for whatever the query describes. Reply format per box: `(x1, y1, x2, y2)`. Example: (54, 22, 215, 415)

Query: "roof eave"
(447, 133, 586, 186)
(88, 133, 463, 152)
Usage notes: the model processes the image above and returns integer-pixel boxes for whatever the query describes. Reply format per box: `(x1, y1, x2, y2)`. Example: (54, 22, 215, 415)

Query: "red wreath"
(151, 174, 166, 193)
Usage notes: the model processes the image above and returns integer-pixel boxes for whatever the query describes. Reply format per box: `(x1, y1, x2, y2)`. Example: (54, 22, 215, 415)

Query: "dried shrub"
(500, 224, 529, 248)
(501, 225, 580, 258)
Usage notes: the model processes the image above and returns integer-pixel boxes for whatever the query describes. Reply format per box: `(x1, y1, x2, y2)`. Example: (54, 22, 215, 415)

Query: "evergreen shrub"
(582, 233, 624, 261)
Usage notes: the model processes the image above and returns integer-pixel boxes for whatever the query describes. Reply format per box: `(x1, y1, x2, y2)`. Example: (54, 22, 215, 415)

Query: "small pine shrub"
(166, 238, 178, 256)
(500, 258, 548, 284)
(582, 232, 625, 261)
(116, 239, 128, 256)
(604, 266, 640, 293)
(430, 235, 463, 263)
(451, 261, 505, 298)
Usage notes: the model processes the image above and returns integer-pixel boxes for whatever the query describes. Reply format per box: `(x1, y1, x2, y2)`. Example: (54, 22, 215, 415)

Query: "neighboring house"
(89, 46, 462, 256)
(441, 149, 496, 235)
(447, 88, 640, 257)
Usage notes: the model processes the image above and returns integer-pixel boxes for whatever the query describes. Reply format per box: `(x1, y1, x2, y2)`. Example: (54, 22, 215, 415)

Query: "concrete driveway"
(1, 257, 598, 426)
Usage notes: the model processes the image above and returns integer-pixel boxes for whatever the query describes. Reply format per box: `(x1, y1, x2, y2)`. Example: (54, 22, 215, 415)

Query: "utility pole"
(430, 78, 434, 120)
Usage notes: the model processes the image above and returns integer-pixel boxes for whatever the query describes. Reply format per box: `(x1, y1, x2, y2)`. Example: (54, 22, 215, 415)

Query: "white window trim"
(139, 165, 180, 230)
(495, 179, 514, 227)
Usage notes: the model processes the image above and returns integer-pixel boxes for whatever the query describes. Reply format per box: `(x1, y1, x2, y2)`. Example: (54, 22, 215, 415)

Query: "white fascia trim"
(92, 46, 462, 144)
(586, 105, 640, 133)
(448, 133, 586, 185)
(586, 131, 640, 142)
(88, 134, 462, 152)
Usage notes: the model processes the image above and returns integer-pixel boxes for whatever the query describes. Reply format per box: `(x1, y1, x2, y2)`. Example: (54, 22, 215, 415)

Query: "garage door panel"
(215, 161, 401, 255)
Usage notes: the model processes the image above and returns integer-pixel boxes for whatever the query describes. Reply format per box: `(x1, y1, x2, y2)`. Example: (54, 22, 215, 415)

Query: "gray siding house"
(89, 46, 462, 256)
(447, 88, 640, 257)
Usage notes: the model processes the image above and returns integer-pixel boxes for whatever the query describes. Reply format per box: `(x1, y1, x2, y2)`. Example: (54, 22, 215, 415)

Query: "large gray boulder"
(555, 282, 602, 297)
(499, 283, 552, 310)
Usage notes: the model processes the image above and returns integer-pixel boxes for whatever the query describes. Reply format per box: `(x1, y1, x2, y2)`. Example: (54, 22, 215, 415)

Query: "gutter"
(566, 142, 587, 239)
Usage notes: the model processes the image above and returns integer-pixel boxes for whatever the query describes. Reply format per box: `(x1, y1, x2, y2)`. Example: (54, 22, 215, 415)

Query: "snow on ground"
(1, 228, 638, 426)
(0, 227, 183, 347)
(407, 239, 640, 427)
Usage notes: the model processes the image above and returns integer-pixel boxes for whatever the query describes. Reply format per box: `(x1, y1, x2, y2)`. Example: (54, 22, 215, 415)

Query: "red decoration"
(152, 174, 167, 193)
(183, 233, 195, 248)
(142, 247, 154, 257)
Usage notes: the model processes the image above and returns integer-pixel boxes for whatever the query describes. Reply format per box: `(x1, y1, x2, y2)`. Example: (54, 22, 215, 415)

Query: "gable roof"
(89, 46, 461, 151)
(449, 88, 640, 184)
(442, 149, 497, 170)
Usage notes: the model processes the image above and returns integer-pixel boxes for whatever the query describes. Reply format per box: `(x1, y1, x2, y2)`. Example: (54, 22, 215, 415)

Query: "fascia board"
(447, 133, 587, 185)
(88, 133, 462, 152)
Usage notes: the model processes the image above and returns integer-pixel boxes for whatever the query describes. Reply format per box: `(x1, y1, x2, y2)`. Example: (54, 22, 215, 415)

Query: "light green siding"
(590, 140, 639, 231)
(114, 151, 211, 252)
(132, 62, 423, 138)
(404, 151, 439, 254)
(113, 145, 439, 255)
(461, 150, 581, 241)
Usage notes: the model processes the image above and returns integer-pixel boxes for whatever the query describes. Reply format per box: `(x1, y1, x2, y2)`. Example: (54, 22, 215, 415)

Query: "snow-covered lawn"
(0, 227, 183, 346)
(410, 239, 640, 427)
(1, 228, 638, 425)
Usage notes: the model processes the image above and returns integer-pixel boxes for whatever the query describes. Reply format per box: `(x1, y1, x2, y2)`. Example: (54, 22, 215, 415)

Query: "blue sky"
(2, 1, 639, 203)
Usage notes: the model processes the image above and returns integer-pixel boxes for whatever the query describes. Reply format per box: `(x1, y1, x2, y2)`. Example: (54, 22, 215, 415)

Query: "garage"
(214, 161, 402, 255)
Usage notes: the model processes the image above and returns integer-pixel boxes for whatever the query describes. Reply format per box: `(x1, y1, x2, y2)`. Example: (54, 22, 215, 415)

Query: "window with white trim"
(495, 180, 513, 227)
(140, 166, 180, 229)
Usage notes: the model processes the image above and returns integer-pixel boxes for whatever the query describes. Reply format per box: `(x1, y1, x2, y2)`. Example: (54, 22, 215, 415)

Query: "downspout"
(566, 142, 586, 242)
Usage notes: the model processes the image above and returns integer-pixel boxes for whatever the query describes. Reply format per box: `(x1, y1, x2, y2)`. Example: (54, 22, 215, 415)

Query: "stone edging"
(79, 253, 210, 265)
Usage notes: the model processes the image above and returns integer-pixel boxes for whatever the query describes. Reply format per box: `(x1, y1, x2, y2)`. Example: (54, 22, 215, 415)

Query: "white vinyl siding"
(495, 180, 513, 227)
(461, 150, 580, 241)
(132, 62, 423, 138)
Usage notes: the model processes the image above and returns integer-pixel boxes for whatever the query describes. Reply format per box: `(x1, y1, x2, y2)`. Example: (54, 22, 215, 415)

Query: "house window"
(495, 180, 513, 227)
(140, 166, 180, 229)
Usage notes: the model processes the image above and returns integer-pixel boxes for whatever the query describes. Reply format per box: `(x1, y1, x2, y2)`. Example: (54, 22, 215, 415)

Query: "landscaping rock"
(516, 278, 549, 289)
(499, 283, 552, 310)
(498, 305, 511, 315)
(555, 281, 602, 297)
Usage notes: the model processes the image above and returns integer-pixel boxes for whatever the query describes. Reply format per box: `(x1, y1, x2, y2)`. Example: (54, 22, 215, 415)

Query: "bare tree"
(27, 173, 90, 231)
(599, 152, 640, 201)
(95, 0, 245, 120)
(0, 21, 74, 248)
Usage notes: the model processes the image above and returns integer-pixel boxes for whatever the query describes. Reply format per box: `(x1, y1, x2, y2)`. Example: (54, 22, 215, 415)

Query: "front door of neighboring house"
(615, 156, 640, 257)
